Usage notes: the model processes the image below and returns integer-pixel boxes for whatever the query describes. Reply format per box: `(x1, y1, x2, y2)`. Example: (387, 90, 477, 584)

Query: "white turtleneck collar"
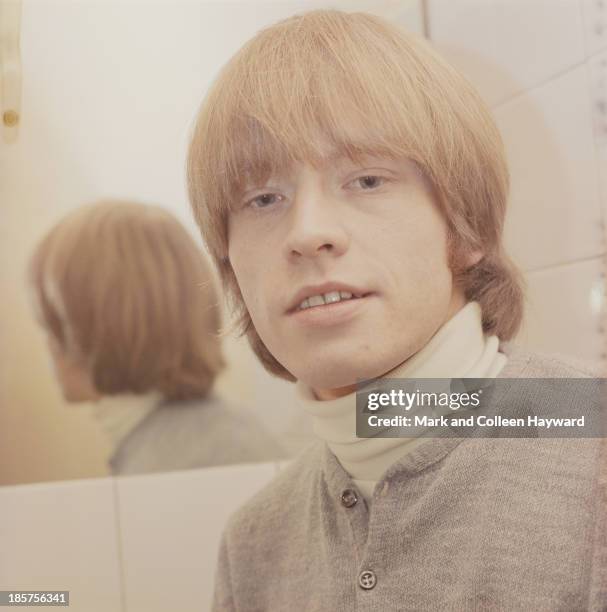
(295, 302, 507, 504)
(90, 391, 163, 453)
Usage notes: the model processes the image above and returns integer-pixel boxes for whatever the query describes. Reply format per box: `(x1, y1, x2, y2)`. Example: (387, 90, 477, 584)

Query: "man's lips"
(286, 282, 373, 314)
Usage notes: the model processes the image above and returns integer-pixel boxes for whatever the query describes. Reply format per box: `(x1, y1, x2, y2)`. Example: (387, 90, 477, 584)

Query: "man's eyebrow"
(240, 168, 290, 191)
(323, 150, 348, 163)
(322, 152, 370, 169)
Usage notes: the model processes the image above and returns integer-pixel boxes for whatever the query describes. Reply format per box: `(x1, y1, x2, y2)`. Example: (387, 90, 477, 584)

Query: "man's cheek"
(245, 285, 271, 328)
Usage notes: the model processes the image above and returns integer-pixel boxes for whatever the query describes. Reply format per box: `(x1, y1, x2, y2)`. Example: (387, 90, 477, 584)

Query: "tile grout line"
(491, 57, 589, 111)
(420, 0, 431, 40)
(503, 44, 607, 110)
(112, 478, 128, 612)
(424, 0, 605, 111)
(582, 0, 607, 367)
(491, 35, 606, 111)
(525, 252, 607, 275)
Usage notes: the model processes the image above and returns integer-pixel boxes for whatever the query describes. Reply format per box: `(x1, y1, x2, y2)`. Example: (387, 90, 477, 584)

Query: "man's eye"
(245, 193, 283, 209)
(351, 175, 387, 190)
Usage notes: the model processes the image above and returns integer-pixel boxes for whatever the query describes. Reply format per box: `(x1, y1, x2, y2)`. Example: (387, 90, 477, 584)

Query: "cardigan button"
(358, 569, 377, 590)
(340, 488, 358, 508)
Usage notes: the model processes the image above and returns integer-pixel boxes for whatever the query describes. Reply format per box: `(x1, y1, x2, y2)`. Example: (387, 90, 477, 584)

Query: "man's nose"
(283, 187, 349, 261)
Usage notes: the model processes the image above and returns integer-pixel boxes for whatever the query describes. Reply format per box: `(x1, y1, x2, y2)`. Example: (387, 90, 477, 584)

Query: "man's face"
(228, 154, 467, 398)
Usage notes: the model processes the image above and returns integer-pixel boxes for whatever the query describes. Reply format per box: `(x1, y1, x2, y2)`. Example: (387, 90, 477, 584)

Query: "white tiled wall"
(116, 463, 277, 612)
(520, 258, 605, 362)
(582, 0, 607, 57)
(0, 464, 279, 612)
(428, 0, 607, 365)
(495, 65, 602, 271)
(0, 479, 123, 612)
(427, 0, 586, 107)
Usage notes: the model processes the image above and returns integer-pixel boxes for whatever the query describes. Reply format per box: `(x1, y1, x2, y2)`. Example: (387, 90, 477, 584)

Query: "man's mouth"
(286, 282, 373, 315)
(296, 290, 365, 311)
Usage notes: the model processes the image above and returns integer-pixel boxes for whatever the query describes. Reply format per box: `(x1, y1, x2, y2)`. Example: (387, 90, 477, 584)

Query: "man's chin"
(298, 365, 374, 397)
(297, 351, 415, 396)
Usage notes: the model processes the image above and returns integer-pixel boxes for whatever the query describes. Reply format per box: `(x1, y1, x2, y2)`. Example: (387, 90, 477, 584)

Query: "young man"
(187, 10, 606, 610)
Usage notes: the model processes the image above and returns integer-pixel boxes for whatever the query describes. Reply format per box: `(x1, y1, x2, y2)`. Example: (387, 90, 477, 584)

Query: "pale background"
(2, 0, 605, 487)
(1, 1, 606, 608)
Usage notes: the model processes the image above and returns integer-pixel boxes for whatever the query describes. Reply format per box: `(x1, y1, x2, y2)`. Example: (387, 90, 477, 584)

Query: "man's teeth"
(298, 291, 357, 310)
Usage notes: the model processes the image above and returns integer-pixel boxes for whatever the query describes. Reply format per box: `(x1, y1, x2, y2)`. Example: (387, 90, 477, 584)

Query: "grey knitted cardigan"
(212, 345, 607, 611)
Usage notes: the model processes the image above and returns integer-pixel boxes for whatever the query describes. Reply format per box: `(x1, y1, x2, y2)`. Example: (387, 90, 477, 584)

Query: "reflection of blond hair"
(187, 9, 525, 381)
(29, 201, 225, 400)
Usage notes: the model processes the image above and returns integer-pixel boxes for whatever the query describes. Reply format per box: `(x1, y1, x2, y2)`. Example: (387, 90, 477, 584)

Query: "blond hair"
(187, 9, 525, 381)
(29, 200, 225, 400)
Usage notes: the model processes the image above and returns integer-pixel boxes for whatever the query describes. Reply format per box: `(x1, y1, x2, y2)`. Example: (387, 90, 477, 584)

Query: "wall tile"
(582, 0, 607, 57)
(496, 65, 603, 271)
(517, 257, 605, 364)
(427, 0, 586, 106)
(116, 463, 276, 612)
(0, 479, 123, 612)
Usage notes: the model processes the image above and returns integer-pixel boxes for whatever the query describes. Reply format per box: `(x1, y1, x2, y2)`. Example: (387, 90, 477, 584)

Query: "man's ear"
(465, 250, 484, 268)
(449, 245, 483, 277)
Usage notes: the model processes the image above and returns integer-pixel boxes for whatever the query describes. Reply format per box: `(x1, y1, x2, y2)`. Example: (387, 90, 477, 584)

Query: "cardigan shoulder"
(499, 341, 603, 378)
